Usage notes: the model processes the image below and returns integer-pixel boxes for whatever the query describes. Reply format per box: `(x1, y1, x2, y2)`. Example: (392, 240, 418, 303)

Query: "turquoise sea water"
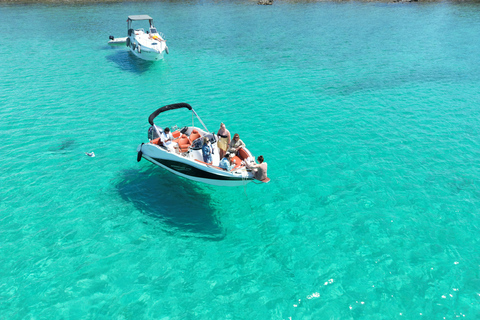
(1, 1, 480, 318)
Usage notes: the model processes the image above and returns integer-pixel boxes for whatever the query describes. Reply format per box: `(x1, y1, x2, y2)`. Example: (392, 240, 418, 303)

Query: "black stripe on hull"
(149, 157, 251, 181)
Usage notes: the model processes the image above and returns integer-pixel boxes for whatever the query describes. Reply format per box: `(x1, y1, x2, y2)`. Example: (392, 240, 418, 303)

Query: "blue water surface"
(1, 1, 480, 319)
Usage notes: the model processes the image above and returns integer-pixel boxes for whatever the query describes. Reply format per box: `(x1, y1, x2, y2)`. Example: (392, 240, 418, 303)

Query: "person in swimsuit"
(217, 123, 231, 159)
(246, 155, 268, 181)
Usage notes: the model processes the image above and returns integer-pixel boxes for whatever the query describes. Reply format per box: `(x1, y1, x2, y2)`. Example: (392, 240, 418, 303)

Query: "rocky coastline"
(1, 0, 479, 4)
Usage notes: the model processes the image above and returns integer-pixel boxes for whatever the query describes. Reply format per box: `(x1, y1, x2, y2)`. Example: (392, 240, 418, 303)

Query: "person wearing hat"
(202, 136, 214, 164)
(219, 153, 235, 171)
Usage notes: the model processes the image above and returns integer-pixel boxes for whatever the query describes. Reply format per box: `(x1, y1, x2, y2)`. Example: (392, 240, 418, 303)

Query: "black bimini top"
(148, 103, 193, 126)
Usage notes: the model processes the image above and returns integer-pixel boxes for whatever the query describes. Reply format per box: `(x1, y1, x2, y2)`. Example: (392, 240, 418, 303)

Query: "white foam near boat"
(125, 15, 169, 61)
(137, 103, 268, 187)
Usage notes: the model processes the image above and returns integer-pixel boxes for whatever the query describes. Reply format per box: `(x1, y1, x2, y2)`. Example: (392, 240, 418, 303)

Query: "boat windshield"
(150, 28, 157, 34)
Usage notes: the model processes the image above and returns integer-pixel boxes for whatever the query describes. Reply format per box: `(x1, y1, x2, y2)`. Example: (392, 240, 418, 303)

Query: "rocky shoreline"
(1, 0, 479, 4)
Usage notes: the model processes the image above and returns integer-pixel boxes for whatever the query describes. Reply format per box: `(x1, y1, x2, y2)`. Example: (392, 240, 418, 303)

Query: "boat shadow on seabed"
(105, 48, 159, 74)
(116, 168, 226, 240)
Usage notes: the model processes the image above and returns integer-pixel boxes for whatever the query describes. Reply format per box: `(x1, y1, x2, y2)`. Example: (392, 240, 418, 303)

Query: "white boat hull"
(128, 45, 164, 61)
(127, 32, 167, 61)
(138, 143, 254, 187)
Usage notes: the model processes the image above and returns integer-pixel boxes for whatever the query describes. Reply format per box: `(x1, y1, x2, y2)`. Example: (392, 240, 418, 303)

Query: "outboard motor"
(109, 35, 114, 40)
(148, 126, 160, 140)
(210, 132, 217, 143)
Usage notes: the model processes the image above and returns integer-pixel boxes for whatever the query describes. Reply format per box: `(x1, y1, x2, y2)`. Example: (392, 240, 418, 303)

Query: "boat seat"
(177, 137, 191, 153)
(189, 130, 201, 143)
(237, 147, 249, 160)
(172, 130, 181, 139)
(172, 134, 187, 144)
(150, 138, 162, 145)
(231, 156, 243, 169)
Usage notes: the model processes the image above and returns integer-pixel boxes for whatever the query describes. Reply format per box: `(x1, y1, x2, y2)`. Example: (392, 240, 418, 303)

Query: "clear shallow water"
(1, 1, 480, 319)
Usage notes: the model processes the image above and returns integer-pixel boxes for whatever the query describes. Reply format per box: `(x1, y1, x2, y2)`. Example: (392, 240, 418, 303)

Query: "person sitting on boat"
(246, 155, 268, 181)
(161, 127, 177, 151)
(217, 123, 231, 160)
(202, 137, 213, 164)
(227, 133, 245, 154)
(219, 153, 235, 171)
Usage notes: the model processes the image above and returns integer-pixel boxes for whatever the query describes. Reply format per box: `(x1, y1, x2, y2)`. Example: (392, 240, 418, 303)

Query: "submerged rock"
(258, 0, 273, 5)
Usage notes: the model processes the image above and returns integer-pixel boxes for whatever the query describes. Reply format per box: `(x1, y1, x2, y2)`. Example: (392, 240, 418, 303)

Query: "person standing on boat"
(228, 133, 245, 154)
(202, 137, 213, 164)
(217, 123, 231, 159)
(246, 155, 268, 181)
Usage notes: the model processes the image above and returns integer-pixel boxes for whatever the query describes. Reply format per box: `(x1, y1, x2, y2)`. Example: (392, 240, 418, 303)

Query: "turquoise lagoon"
(1, 1, 480, 319)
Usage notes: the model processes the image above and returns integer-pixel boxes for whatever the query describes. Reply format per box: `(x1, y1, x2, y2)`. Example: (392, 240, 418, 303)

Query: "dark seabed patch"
(49, 139, 76, 152)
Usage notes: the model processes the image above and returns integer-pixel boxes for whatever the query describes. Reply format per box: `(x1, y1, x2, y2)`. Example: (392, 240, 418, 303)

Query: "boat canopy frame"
(148, 103, 210, 134)
(127, 15, 154, 30)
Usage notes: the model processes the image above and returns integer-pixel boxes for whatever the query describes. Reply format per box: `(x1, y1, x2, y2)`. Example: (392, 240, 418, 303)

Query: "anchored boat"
(137, 103, 265, 187)
(108, 35, 127, 45)
(126, 15, 169, 61)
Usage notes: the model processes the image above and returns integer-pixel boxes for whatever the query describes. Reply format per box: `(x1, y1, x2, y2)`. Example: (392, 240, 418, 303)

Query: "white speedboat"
(108, 36, 127, 45)
(126, 15, 169, 61)
(137, 103, 264, 187)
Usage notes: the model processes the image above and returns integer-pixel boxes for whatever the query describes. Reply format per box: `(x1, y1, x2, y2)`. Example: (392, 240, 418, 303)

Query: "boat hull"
(138, 143, 254, 187)
(127, 33, 167, 61)
(128, 46, 164, 61)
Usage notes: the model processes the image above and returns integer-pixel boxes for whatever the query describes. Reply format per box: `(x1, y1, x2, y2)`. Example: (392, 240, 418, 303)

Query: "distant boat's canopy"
(127, 15, 153, 21)
(127, 15, 154, 29)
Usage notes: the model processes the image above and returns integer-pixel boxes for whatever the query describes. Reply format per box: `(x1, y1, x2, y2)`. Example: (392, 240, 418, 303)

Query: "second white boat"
(126, 15, 169, 61)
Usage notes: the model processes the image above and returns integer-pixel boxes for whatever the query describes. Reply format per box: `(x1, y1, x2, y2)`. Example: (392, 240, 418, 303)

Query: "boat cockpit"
(149, 125, 215, 153)
(148, 124, 253, 170)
